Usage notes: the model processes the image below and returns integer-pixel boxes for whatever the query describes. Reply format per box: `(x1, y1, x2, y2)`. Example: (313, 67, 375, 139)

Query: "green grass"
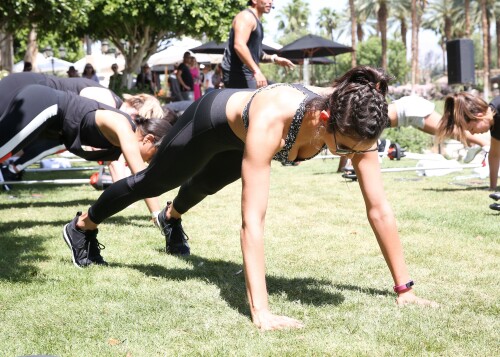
(0, 159, 498, 356)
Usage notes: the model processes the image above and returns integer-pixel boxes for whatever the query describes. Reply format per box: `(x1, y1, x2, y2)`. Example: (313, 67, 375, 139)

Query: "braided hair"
(306, 66, 392, 141)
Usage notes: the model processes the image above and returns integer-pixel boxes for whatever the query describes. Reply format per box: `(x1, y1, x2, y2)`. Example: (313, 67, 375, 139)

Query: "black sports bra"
(242, 83, 325, 164)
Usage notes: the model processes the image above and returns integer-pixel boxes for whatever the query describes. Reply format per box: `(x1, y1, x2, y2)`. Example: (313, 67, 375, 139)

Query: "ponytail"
(437, 92, 489, 144)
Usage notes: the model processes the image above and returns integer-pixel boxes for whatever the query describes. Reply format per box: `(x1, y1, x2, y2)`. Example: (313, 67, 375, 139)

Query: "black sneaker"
(1, 164, 23, 181)
(1, 164, 22, 191)
(489, 192, 500, 201)
(157, 202, 190, 255)
(63, 212, 108, 267)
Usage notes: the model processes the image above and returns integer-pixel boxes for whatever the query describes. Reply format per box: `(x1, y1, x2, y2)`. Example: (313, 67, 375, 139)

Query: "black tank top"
(489, 96, 500, 140)
(57, 90, 135, 161)
(221, 9, 263, 80)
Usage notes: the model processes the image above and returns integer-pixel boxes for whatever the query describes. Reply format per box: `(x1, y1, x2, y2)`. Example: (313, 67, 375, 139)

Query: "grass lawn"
(0, 157, 498, 356)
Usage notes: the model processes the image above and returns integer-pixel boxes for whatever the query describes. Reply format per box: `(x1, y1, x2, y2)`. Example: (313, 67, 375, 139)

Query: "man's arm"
(260, 52, 295, 71)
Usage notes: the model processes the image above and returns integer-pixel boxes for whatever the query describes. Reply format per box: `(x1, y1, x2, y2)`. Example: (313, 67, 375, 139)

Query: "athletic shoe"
(341, 165, 357, 180)
(377, 138, 391, 155)
(157, 202, 190, 255)
(0, 164, 22, 191)
(489, 192, 500, 201)
(463, 146, 482, 163)
(1, 164, 23, 181)
(63, 212, 107, 267)
(490, 203, 500, 211)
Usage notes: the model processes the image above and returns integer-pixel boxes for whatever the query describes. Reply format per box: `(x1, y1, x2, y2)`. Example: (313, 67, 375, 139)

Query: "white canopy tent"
(148, 38, 223, 68)
(13, 53, 75, 74)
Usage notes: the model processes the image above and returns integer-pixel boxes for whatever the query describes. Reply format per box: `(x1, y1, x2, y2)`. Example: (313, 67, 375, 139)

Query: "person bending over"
(0, 79, 173, 237)
(438, 92, 499, 191)
(0, 73, 164, 188)
(338, 95, 491, 172)
(63, 66, 437, 330)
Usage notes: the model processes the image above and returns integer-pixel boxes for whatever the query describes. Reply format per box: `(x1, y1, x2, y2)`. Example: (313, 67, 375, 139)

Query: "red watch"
(393, 280, 414, 293)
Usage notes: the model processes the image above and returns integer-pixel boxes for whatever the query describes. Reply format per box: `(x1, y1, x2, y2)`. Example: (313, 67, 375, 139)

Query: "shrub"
(382, 127, 433, 153)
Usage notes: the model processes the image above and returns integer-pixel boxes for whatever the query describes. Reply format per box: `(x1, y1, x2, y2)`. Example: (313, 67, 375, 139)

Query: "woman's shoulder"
(250, 85, 306, 116)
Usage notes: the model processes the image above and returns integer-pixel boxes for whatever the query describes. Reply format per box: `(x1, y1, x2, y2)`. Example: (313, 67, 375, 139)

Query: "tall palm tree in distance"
(316, 7, 339, 41)
(358, 0, 390, 70)
(480, 0, 490, 99)
(276, 0, 310, 43)
(389, 0, 411, 51)
(349, 0, 357, 68)
(411, 0, 426, 91)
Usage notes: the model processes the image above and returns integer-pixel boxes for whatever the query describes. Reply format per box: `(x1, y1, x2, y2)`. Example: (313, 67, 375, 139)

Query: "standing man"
(136, 64, 155, 94)
(221, 0, 294, 89)
(176, 52, 194, 101)
(108, 63, 123, 93)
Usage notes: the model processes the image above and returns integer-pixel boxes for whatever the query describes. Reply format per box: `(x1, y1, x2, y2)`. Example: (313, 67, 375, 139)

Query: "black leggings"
(0, 85, 60, 163)
(88, 89, 247, 224)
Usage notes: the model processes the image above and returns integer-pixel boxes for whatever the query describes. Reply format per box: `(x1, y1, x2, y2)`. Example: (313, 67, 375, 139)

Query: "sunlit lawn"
(0, 157, 498, 356)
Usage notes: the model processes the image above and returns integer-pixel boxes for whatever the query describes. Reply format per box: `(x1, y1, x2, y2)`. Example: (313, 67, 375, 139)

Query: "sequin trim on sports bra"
(241, 83, 324, 165)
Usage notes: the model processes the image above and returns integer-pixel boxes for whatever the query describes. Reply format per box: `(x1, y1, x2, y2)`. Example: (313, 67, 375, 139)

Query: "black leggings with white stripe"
(88, 88, 247, 224)
(0, 85, 60, 163)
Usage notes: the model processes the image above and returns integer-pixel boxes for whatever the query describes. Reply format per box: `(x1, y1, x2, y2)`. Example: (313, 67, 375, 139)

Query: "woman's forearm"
(368, 205, 411, 286)
(240, 226, 269, 318)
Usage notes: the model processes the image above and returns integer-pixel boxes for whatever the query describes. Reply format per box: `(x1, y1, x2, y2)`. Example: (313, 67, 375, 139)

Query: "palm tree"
(495, 0, 500, 68)
(411, 0, 426, 90)
(349, 0, 357, 67)
(276, 0, 310, 41)
(357, 0, 390, 70)
(421, 0, 460, 72)
(480, 0, 490, 99)
(389, 0, 411, 51)
(465, 0, 471, 37)
(316, 7, 339, 41)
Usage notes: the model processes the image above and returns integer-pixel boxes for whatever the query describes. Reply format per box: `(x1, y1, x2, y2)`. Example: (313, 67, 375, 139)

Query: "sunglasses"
(332, 126, 378, 156)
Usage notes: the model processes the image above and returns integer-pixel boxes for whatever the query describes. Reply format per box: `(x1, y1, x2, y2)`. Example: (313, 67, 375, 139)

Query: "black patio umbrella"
(279, 34, 353, 58)
(280, 35, 353, 84)
(190, 41, 226, 54)
(190, 41, 280, 55)
(289, 56, 334, 65)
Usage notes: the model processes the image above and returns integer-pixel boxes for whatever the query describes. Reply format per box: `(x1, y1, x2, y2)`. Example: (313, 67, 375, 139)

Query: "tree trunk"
(444, 17, 452, 43)
(85, 35, 92, 55)
(481, 0, 490, 99)
(25, 26, 38, 71)
(465, 0, 470, 37)
(378, 1, 388, 70)
(411, 0, 419, 92)
(349, 0, 357, 68)
(496, 18, 500, 68)
(400, 18, 407, 51)
(487, 8, 491, 69)
(442, 42, 446, 73)
(0, 29, 14, 72)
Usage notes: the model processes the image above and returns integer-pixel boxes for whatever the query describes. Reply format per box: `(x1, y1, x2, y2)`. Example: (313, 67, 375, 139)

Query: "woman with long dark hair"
(63, 66, 437, 330)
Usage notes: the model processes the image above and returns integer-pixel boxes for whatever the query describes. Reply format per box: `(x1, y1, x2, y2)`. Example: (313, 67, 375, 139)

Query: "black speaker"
(447, 39, 475, 85)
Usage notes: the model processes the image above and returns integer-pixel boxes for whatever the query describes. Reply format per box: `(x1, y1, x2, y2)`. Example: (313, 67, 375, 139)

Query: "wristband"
(393, 280, 414, 293)
(271, 54, 278, 63)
